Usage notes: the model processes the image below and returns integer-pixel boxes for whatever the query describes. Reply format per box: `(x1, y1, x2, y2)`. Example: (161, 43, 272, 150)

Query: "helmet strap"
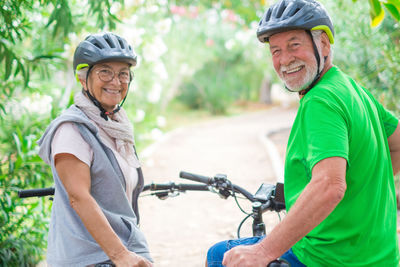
(83, 66, 129, 121)
(297, 30, 324, 96)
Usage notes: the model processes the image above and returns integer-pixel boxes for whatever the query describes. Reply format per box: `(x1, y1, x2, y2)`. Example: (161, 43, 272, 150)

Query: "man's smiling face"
(269, 29, 318, 92)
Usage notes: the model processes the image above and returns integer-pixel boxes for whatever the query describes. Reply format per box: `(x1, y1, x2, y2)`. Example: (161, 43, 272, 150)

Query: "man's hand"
(114, 250, 153, 267)
(222, 242, 272, 267)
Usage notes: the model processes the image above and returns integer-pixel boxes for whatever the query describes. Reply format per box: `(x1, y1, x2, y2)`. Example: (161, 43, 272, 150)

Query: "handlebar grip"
(143, 182, 175, 191)
(143, 182, 209, 192)
(177, 184, 209, 191)
(179, 171, 213, 185)
(18, 187, 55, 198)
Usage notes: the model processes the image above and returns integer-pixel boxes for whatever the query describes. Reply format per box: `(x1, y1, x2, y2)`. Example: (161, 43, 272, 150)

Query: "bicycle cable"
(229, 181, 251, 216)
(237, 213, 252, 238)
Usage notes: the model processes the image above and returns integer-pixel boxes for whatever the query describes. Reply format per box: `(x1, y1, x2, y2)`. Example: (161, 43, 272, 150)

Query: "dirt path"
(138, 107, 296, 267)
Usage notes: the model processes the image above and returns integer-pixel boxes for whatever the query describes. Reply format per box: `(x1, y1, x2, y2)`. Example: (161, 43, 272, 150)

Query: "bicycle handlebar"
(18, 187, 55, 198)
(18, 182, 209, 199)
(179, 171, 213, 184)
(179, 171, 256, 202)
(18, 173, 283, 212)
(143, 182, 209, 192)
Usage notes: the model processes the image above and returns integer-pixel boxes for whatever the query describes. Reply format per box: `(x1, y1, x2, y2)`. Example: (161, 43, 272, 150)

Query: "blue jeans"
(206, 236, 306, 267)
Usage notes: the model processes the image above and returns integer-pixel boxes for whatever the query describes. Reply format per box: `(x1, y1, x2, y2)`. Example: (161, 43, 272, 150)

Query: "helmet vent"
(265, 9, 272, 22)
(104, 36, 116, 48)
(291, 8, 301, 16)
(93, 42, 102, 49)
(275, 1, 287, 18)
(118, 39, 125, 49)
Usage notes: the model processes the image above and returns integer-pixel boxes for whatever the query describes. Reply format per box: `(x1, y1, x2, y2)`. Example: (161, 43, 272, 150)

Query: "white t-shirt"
(51, 122, 138, 203)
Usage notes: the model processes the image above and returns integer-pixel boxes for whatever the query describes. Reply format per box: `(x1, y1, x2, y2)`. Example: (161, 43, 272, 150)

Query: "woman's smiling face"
(86, 61, 131, 112)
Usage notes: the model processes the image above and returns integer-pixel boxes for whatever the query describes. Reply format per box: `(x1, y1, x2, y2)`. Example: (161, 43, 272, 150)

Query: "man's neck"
(297, 63, 333, 98)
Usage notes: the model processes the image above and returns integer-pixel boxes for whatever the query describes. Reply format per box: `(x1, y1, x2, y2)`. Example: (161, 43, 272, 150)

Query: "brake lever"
(154, 191, 169, 200)
(218, 188, 231, 199)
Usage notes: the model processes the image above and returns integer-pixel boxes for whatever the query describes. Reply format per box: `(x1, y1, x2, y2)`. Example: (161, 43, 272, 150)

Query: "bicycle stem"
(252, 201, 266, 236)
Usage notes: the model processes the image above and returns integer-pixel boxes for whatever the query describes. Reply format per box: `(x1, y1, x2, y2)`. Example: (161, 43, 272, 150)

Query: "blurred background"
(1, 0, 399, 265)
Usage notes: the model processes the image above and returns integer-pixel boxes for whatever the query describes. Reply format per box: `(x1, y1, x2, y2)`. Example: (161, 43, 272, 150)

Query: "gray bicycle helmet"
(73, 32, 137, 73)
(257, 0, 334, 44)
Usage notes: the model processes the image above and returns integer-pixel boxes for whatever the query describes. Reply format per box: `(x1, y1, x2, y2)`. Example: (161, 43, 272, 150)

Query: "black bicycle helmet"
(257, 0, 334, 44)
(73, 32, 137, 73)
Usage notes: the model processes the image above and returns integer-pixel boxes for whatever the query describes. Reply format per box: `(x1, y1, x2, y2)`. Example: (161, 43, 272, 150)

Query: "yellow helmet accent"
(75, 63, 89, 82)
(311, 25, 335, 44)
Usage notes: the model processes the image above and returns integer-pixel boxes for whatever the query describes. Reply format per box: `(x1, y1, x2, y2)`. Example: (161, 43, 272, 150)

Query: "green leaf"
(0, 103, 5, 114)
(369, 0, 382, 17)
(4, 54, 13, 80)
(19, 60, 30, 88)
(12, 133, 22, 156)
(386, 0, 400, 6)
(384, 3, 400, 21)
(369, 0, 385, 27)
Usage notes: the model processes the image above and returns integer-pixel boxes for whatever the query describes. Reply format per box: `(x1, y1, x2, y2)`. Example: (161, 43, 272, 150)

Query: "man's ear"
(320, 32, 331, 58)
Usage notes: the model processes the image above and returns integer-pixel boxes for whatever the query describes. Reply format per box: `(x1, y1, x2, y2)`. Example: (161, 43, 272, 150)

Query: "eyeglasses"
(95, 68, 132, 84)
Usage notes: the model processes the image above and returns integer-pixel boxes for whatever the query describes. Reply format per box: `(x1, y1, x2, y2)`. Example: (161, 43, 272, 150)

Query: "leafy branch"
(0, 0, 124, 88)
(356, 0, 400, 27)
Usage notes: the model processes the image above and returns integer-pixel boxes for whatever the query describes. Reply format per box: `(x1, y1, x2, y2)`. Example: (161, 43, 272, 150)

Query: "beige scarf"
(74, 91, 140, 168)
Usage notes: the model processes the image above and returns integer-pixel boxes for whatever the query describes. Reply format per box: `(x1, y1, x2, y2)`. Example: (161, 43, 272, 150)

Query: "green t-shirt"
(285, 66, 399, 266)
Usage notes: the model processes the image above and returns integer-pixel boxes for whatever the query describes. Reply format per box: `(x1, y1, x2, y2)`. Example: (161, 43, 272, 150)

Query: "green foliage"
(87, 0, 124, 29)
(352, 0, 400, 26)
(325, 0, 400, 113)
(46, 0, 74, 37)
(179, 49, 265, 114)
(0, 76, 70, 265)
(0, 107, 57, 266)
(0, 0, 124, 93)
(172, 0, 265, 24)
(384, 1, 400, 21)
(160, 6, 270, 114)
(0, 0, 130, 265)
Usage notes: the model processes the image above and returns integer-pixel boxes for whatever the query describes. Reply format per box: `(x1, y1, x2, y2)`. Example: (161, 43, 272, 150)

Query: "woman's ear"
(76, 68, 89, 90)
(78, 78, 87, 90)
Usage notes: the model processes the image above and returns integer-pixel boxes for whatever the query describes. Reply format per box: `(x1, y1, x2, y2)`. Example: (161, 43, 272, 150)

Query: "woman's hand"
(114, 251, 153, 267)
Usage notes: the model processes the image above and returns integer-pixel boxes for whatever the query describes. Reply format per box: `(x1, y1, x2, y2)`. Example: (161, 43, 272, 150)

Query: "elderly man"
(206, 0, 400, 266)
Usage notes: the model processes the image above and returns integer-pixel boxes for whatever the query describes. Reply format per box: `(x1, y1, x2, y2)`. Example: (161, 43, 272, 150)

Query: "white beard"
(279, 59, 318, 92)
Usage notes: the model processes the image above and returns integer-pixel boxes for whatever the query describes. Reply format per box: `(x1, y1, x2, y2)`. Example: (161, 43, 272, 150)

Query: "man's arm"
(388, 122, 400, 175)
(222, 157, 347, 267)
(55, 153, 152, 267)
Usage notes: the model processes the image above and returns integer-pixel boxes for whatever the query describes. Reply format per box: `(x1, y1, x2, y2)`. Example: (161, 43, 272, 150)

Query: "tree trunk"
(259, 74, 272, 104)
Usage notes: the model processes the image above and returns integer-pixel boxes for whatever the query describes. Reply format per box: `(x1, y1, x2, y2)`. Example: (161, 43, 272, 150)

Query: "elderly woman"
(38, 32, 153, 267)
